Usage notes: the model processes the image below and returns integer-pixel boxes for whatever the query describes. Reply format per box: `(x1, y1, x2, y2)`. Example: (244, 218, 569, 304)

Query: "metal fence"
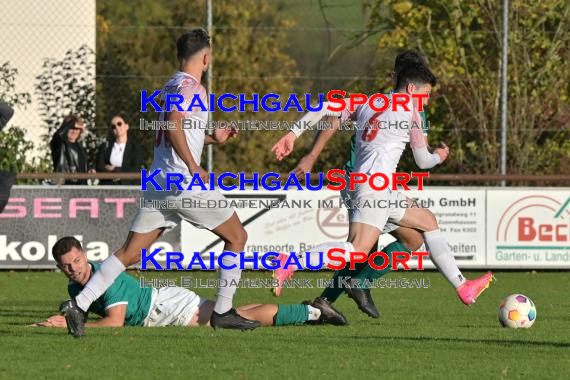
(1, 0, 568, 181)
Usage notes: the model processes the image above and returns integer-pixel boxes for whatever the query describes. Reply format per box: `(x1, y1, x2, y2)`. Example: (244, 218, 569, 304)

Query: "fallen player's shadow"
(344, 334, 570, 349)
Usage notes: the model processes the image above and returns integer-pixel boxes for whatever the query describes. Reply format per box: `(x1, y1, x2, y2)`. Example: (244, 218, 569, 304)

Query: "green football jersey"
(68, 262, 153, 326)
(342, 110, 428, 174)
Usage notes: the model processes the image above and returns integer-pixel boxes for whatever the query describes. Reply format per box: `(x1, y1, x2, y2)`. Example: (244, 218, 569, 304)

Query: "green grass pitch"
(1, 270, 569, 379)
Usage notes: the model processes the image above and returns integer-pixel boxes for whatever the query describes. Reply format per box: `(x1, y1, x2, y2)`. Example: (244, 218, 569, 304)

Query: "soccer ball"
(498, 294, 537, 329)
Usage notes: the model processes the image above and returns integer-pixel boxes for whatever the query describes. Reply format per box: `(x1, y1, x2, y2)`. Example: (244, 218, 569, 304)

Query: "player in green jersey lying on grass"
(33, 237, 346, 334)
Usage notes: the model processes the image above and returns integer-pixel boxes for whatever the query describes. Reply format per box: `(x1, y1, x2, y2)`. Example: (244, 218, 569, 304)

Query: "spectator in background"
(96, 115, 143, 185)
(50, 115, 93, 185)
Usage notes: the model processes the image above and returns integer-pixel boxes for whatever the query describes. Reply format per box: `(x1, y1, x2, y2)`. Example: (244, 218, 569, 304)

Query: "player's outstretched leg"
(209, 213, 260, 330)
(59, 230, 163, 337)
(398, 208, 494, 305)
(213, 300, 347, 327)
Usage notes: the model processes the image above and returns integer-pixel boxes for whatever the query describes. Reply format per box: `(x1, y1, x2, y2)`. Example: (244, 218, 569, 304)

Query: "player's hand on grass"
(293, 155, 316, 177)
(434, 142, 449, 163)
(31, 315, 67, 328)
(272, 132, 296, 161)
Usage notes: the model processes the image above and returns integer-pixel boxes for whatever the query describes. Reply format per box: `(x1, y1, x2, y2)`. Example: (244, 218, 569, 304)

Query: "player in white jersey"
(272, 51, 436, 317)
(59, 29, 260, 338)
(272, 63, 493, 307)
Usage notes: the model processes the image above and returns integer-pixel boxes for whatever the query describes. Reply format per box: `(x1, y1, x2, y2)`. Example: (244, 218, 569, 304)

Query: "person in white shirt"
(96, 115, 143, 185)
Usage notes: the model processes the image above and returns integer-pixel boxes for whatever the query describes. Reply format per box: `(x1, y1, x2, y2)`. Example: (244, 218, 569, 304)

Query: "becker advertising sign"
(487, 191, 570, 268)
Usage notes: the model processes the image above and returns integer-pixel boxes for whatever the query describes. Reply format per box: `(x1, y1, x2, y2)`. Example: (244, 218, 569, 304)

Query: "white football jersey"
(149, 72, 208, 188)
(353, 94, 423, 183)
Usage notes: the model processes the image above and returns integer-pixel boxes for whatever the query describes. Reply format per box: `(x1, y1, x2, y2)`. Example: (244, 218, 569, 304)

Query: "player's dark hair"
(52, 236, 83, 263)
(395, 63, 438, 91)
(177, 28, 211, 61)
(394, 50, 428, 75)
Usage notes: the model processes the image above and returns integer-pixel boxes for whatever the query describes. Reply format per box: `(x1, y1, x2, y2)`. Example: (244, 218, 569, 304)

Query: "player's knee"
(398, 231, 424, 251)
(226, 226, 247, 247)
(237, 227, 248, 246)
(424, 210, 439, 231)
(351, 239, 374, 256)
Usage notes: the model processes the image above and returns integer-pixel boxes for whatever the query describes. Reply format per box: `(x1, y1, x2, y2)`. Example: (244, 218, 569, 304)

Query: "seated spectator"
(50, 115, 94, 185)
(96, 115, 143, 185)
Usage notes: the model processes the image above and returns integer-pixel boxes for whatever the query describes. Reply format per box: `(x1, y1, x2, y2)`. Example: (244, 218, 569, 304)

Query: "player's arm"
(85, 304, 126, 327)
(33, 305, 126, 328)
(409, 127, 447, 169)
(204, 125, 238, 145)
(292, 116, 340, 176)
(272, 101, 352, 161)
(165, 110, 208, 181)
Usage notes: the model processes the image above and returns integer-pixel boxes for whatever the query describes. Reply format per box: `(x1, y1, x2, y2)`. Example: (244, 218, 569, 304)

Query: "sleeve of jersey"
(291, 101, 352, 138)
(68, 283, 80, 298)
(410, 113, 440, 170)
(178, 85, 208, 128)
(102, 277, 129, 311)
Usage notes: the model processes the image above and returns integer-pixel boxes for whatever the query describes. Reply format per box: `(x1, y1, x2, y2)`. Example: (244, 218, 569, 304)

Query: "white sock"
(298, 241, 355, 268)
(214, 252, 242, 314)
(307, 305, 321, 321)
(423, 230, 465, 289)
(75, 255, 126, 312)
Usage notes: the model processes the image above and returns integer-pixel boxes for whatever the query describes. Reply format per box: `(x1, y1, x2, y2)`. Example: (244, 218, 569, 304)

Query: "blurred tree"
(0, 62, 39, 173)
(96, 0, 304, 173)
(35, 45, 101, 166)
(361, 0, 570, 177)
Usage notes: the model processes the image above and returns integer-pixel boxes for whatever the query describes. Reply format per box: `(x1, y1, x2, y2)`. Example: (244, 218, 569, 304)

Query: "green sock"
(320, 241, 413, 300)
(274, 304, 310, 326)
(354, 241, 411, 287)
(320, 263, 366, 302)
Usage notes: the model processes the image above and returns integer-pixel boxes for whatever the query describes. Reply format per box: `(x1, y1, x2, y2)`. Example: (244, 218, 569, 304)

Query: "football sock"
(307, 305, 321, 321)
(214, 252, 242, 314)
(354, 241, 405, 287)
(320, 241, 401, 301)
(320, 264, 361, 302)
(423, 230, 466, 288)
(274, 304, 320, 326)
(75, 255, 126, 312)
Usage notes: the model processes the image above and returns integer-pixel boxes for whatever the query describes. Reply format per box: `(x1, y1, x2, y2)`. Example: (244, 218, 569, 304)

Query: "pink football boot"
(457, 272, 494, 305)
(272, 253, 296, 297)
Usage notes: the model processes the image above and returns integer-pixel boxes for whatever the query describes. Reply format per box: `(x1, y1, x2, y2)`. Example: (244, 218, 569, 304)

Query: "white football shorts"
(143, 286, 207, 327)
(340, 173, 403, 233)
(130, 188, 234, 233)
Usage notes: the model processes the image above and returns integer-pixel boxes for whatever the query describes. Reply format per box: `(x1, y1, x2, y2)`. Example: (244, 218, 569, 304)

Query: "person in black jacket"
(96, 115, 143, 185)
(50, 115, 93, 185)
